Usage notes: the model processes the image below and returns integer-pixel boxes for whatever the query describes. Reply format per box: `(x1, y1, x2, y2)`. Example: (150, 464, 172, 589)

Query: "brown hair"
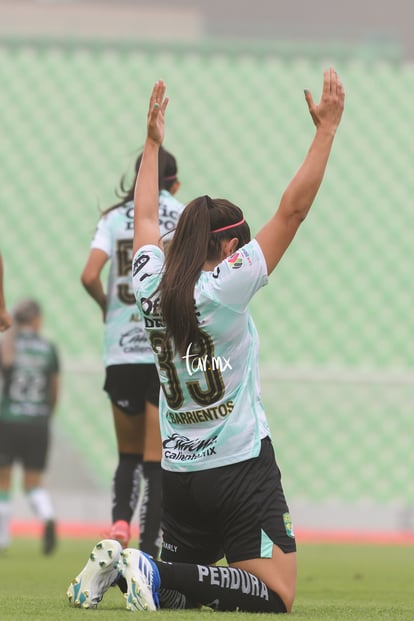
(103, 146, 178, 216)
(13, 299, 41, 326)
(158, 196, 250, 356)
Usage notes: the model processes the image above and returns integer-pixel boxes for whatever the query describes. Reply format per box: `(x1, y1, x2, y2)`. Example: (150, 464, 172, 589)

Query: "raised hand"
(304, 68, 345, 134)
(147, 80, 169, 146)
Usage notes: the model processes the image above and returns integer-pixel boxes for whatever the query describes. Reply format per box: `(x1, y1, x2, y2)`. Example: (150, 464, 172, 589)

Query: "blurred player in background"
(0, 299, 59, 554)
(0, 253, 12, 331)
(81, 147, 184, 557)
(67, 69, 344, 612)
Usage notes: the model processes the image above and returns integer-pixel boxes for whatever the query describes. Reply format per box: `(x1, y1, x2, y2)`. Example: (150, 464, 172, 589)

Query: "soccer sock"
(158, 588, 198, 609)
(111, 453, 143, 523)
(154, 560, 287, 613)
(0, 492, 11, 549)
(26, 487, 55, 521)
(139, 461, 162, 558)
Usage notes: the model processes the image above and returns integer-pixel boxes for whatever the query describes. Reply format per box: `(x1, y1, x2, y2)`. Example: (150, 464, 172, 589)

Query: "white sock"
(0, 497, 11, 549)
(26, 487, 55, 522)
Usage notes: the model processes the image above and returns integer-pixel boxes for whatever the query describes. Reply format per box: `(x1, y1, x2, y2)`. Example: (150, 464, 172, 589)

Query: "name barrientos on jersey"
(166, 399, 234, 425)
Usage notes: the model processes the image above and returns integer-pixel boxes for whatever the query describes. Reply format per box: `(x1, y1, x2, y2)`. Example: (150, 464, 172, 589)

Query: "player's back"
(0, 330, 58, 421)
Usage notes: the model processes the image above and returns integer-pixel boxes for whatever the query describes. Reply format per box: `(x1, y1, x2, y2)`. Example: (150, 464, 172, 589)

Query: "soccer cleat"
(43, 520, 57, 555)
(109, 520, 130, 548)
(66, 539, 122, 609)
(118, 548, 161, 612)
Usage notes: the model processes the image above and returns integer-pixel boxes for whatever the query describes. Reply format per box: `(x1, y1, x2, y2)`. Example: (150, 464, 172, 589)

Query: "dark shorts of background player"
(104, 363, 160, 415)
(160, 436, 296, 565)
(0, 420, 50, 470)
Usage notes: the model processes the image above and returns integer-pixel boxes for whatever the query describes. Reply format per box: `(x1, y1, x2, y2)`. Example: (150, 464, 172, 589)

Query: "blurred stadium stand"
(1, 1, 413, 536)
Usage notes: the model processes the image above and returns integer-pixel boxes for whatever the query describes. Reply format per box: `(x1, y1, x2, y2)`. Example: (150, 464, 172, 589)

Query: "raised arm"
(133, 80, 169, 255)
(255, 68, 345, 275)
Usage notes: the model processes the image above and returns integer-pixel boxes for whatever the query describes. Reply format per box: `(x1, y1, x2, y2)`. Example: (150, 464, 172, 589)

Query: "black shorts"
(160, 436, 296, 565)
(104, 364, 160, 415)
(0, 420, 50, 471)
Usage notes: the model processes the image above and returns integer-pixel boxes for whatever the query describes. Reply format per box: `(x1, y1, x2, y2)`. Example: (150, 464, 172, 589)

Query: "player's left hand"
(304, 68, 344, 134)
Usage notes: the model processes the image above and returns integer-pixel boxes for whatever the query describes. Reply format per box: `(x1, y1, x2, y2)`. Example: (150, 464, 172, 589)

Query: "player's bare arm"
(256, 68, 345, 275)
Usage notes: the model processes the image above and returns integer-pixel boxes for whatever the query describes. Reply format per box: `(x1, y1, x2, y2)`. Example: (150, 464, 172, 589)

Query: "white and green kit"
(133, 239, 271, 472)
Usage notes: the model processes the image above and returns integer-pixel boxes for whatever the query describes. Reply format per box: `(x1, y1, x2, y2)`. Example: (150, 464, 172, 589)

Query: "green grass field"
(0, 537, 413, 620)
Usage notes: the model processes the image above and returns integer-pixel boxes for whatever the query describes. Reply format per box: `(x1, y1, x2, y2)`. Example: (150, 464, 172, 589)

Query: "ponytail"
(159, 196, 251, 357)
(159, 196, 211, 356)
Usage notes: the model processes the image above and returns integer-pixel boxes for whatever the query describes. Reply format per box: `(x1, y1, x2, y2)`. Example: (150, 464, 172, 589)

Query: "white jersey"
(132, 238, 271, 472)
(91, 191, 184, 366)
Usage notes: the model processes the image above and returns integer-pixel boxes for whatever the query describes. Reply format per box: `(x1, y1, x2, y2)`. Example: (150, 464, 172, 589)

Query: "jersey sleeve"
(132, 245, 165, 303)
(207, 239, 268, 310)
(90, 213, 112, 256)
